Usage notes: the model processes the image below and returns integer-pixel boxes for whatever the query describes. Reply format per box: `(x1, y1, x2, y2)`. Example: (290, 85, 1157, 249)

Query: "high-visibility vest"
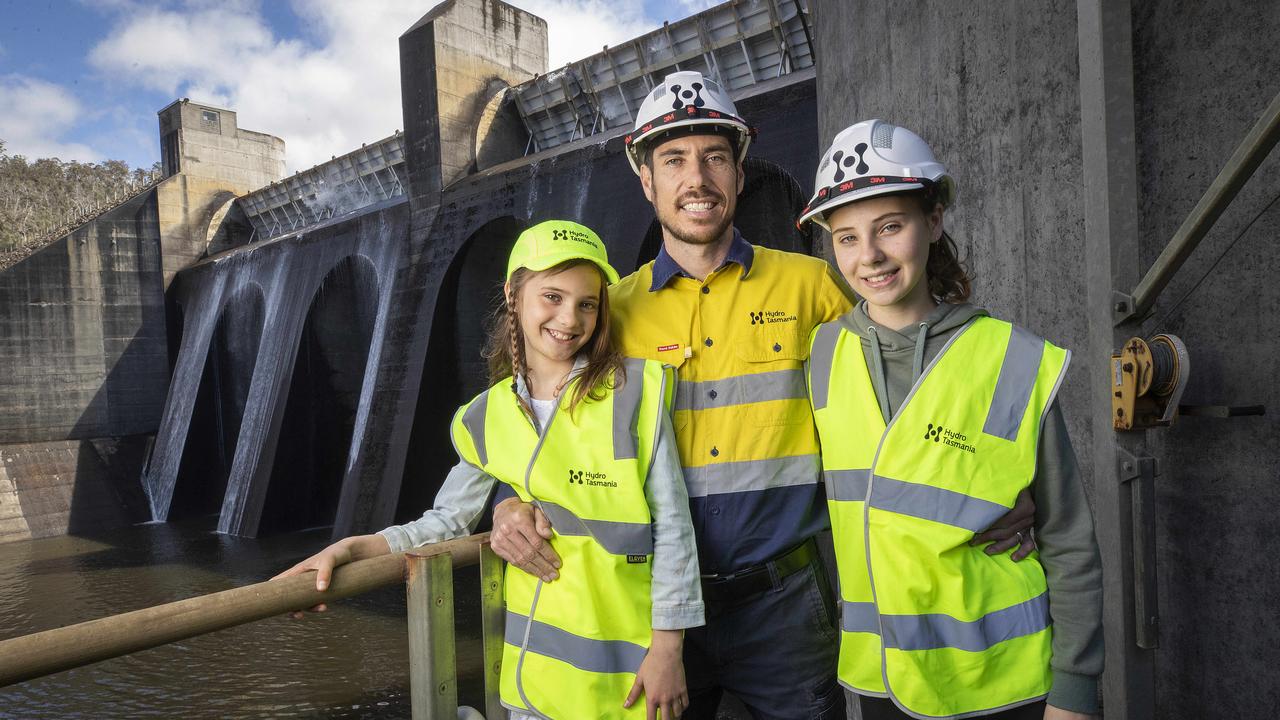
(807, 315, 1069, 719)
(451, 357, 672, 719)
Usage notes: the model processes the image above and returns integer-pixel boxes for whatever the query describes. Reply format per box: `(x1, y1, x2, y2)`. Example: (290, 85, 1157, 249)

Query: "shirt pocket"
(734, 328, 809, 428)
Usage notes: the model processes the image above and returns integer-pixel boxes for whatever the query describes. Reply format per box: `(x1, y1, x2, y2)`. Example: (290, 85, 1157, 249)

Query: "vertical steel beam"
(479, 544, 506, 720)
(406, 553, 457, 720)
(1076, 0, 1157, 717)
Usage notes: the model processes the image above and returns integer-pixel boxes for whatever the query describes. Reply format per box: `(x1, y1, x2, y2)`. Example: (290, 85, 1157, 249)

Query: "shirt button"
(701, 286, 710, 295)
(708, 389, 718, 400)
(710, 506, 721, 516)
(704, 337, 713, 347)
(710, 446, 719, 457)
(773, 343, 782, 352)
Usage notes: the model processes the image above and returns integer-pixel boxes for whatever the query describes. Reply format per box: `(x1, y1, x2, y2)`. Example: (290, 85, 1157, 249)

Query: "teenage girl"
(797, 121, 1102, 720)
(278, 220, 702, 720)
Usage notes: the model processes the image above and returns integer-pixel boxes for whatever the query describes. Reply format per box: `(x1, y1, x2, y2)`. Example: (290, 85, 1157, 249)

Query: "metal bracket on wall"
(1118, 448, 1160, 650)
(1111, 291, 1138, 325)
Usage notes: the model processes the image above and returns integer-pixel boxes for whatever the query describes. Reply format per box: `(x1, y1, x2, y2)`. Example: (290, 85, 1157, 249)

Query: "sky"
(0, 0, 720, 171)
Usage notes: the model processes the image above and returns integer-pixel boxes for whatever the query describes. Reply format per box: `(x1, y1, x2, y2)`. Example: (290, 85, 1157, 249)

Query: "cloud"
(505, 0, 655, 68)
(673, 0, 721, 14)
(0, 74, 100, 161)
(86, 0, 669, 173)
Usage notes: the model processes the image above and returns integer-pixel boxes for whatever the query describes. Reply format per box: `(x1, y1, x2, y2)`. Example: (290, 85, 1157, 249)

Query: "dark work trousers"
(857, 697, 1047, 720)
(682, 560, 845, 720)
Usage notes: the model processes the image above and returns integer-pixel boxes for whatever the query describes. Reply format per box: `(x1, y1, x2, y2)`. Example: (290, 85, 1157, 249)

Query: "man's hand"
(491, 498, 561, 581)
(970, 487, 1037, 560)
(624, 629, 687, 719)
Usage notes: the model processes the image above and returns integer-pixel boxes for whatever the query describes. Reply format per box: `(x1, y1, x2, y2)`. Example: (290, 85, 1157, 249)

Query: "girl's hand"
(1044, 705, 1098, 720)
(623, 629, 687, 719)
(271, 534, 390, 616)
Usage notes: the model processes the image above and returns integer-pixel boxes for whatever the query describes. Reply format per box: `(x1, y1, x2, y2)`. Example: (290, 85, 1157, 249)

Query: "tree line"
(0, 138, 162, 260)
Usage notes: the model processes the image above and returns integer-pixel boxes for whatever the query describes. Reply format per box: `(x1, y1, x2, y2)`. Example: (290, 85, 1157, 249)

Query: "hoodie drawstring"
(912, 322, 930, 383)
(866, 325, 892, 424)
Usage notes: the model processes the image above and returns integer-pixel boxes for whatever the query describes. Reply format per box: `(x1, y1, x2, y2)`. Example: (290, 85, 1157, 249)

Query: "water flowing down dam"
(0, 0, 1278, 717)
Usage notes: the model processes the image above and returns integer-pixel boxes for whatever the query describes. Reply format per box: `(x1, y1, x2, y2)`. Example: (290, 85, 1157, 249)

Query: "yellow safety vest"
(807, 315, 1069, 719)
(451, 357, 672, 719)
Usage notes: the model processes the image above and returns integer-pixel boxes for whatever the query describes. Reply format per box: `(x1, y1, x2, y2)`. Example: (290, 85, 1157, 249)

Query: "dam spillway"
(0, 0, 1277, 717)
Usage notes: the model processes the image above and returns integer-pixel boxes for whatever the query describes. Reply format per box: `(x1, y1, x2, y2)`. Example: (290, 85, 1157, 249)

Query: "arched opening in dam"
(396, 216, 523, 522)
(633, 158, 812, 269)
(259, 255, 380, 535)
(168, 286, 266, 520)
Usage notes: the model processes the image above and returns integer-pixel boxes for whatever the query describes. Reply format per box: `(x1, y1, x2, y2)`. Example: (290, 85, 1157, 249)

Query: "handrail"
(0, 532, 488, 689)
(1119, 88, 1280, 323)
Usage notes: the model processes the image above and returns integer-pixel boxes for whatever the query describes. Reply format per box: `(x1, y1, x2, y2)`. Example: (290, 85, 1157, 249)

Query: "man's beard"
(656, 202, 735, 246)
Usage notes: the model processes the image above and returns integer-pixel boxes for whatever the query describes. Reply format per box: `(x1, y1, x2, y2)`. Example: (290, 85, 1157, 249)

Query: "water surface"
(0, 518, 485, 719)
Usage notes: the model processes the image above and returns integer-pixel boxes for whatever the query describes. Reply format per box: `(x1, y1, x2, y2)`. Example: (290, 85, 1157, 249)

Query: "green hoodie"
(832, 300, 1104, 714)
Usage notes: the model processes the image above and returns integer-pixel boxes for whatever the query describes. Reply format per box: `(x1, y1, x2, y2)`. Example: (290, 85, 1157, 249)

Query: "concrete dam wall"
(815, 0, 1280, 717)
(2, 0, 1278, 715)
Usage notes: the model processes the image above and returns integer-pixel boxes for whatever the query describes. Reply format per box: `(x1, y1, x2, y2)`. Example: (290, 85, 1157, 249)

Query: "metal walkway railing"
(0, 533, 504, 720)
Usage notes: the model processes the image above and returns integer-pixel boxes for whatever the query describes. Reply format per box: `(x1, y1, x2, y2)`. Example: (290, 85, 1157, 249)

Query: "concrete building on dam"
(0, 0, 1277, 716)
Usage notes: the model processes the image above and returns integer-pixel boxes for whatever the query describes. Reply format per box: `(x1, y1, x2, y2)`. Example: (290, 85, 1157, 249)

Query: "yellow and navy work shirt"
(610, 231, 852, 573)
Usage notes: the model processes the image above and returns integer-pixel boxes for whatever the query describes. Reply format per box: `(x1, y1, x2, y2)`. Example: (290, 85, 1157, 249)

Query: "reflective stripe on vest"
(809, 316, 1069, 718)
(683, 454, 820, 498)
(505, 610, 648, 675)
(537, 500, 654, 556)
(453, 357, 668, 719)
(674, 368, 808, 411)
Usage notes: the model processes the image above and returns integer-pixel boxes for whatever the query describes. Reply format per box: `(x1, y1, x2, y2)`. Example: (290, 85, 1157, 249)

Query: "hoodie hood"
(834, 301, 989, 422)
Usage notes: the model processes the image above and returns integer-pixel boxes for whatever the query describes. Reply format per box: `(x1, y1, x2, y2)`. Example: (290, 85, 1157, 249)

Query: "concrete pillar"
(399, 0, 548, 203)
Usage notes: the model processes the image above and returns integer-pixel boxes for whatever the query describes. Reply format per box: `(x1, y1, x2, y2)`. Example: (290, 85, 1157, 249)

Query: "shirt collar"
(648, 228, 755, 291)
(513, 354, 589, 405)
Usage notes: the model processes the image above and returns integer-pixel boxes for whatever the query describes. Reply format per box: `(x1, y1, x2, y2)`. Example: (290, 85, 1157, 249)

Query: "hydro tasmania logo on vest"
(923, 422, 976, 454)
(567, 469, 616, 488)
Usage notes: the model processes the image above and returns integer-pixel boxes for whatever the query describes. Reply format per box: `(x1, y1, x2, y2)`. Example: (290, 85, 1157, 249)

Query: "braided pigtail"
(484, 270, 535, 413)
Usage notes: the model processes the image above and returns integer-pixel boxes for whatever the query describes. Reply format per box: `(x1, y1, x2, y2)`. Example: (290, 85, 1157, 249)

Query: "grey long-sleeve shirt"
(832, 301, 1104, 714)
(379, 371, 705, 632)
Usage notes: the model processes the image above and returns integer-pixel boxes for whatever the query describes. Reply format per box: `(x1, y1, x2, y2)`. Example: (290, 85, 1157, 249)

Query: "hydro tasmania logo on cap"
(550, 226, 602, 248)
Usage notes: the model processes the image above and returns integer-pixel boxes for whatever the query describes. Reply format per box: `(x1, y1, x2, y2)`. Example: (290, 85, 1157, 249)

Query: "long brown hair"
(483, 259, 624, 414)
(909, 188, 973, 303)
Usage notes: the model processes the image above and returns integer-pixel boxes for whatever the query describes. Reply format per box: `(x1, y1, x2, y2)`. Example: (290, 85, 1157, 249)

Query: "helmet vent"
(872, 123, 895, 149)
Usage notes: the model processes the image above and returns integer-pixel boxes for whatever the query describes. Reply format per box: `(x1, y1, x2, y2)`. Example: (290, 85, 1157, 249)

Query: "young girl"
(797, 121, 1103, 720)
(278, 220, 703, 720)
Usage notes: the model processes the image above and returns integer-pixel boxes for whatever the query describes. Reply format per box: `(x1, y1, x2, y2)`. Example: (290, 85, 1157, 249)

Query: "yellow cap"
(506, 220, 620, 284)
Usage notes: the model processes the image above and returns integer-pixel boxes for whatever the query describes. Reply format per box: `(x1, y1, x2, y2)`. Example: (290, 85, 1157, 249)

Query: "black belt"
(700, 538, 818, 605)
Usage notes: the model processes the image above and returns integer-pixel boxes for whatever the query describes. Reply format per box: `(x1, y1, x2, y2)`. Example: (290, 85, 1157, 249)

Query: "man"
(489, 71, 1034, 719)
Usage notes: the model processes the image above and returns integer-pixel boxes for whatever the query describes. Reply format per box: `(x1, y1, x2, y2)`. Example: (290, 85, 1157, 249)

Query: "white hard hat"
(624, 70, 754, 175)
(798, 120, 956, 230)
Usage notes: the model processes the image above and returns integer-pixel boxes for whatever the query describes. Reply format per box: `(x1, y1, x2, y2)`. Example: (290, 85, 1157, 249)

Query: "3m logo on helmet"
(832, 143, 870, 183)
(670, 82, 706, 110)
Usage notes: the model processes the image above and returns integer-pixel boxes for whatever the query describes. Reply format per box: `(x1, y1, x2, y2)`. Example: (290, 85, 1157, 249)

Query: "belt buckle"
(700, 570, 740, 584)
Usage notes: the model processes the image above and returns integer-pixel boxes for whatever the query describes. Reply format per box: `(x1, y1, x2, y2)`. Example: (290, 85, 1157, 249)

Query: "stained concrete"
(1131, 1, 1280, 715)
(0, 437, 150, 544)
(0, 190, 168, 444)
(814, 0, 1280, 716)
